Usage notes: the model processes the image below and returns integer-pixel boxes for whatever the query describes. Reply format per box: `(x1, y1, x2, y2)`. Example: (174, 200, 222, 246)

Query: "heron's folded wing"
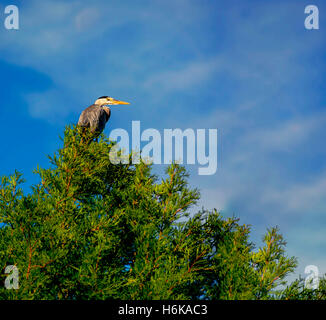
(78, 105, 101, 127)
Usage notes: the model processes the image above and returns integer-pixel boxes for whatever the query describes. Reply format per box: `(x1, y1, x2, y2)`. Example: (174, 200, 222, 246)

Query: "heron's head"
(95, 96, 130, 106)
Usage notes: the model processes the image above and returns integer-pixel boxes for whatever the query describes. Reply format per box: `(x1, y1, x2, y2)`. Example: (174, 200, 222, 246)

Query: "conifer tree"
(0, 126, 321, 300)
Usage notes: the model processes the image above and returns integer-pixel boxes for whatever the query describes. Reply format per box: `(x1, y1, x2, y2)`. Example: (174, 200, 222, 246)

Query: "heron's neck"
(102, 105, 111, 111)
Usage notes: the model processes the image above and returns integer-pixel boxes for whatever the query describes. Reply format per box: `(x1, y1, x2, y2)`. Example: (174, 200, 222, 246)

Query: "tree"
(0, 126, 318, 299)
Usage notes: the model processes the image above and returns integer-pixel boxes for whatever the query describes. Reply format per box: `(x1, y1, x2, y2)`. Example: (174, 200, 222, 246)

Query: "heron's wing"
(78, 105, 110, 134)
(78, 105, 102, 128)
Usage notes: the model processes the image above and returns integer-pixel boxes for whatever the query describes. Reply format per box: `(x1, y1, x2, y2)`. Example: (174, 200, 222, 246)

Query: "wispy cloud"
(261, 171, 326, 214)
(243, 114, 326, 153)
(144, 58, 222, 92)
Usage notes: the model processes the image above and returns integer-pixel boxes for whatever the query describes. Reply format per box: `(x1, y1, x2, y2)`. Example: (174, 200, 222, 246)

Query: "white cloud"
(144, 58, 223, 92)
(243, 114, 326, 153)
(261, 172, 326, 214)
(75, 7, 101, 31)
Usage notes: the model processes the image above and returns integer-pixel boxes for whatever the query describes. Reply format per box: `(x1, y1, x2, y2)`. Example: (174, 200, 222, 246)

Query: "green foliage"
(0, 126, 321, 299)
(274, 277, 326, 300)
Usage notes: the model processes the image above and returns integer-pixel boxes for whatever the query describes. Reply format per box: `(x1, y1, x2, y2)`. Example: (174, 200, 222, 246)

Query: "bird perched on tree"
(78, 96, 130, 139)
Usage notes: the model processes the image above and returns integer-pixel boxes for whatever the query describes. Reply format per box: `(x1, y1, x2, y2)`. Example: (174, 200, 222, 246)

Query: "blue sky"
(1, 0, 326, 282)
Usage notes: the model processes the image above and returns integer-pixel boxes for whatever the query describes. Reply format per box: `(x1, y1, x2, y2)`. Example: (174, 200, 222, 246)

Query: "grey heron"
(78, 96, 130, 139)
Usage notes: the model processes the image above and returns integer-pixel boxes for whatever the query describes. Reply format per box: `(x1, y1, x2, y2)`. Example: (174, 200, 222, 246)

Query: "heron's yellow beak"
(111, 99, 130, 105)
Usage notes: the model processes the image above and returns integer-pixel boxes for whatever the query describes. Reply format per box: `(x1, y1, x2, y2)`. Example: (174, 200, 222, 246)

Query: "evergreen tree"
(0, 126, 322, 299)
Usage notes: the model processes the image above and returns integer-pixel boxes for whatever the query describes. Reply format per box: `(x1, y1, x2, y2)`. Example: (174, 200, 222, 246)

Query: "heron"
(78, 96, 130, 140)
